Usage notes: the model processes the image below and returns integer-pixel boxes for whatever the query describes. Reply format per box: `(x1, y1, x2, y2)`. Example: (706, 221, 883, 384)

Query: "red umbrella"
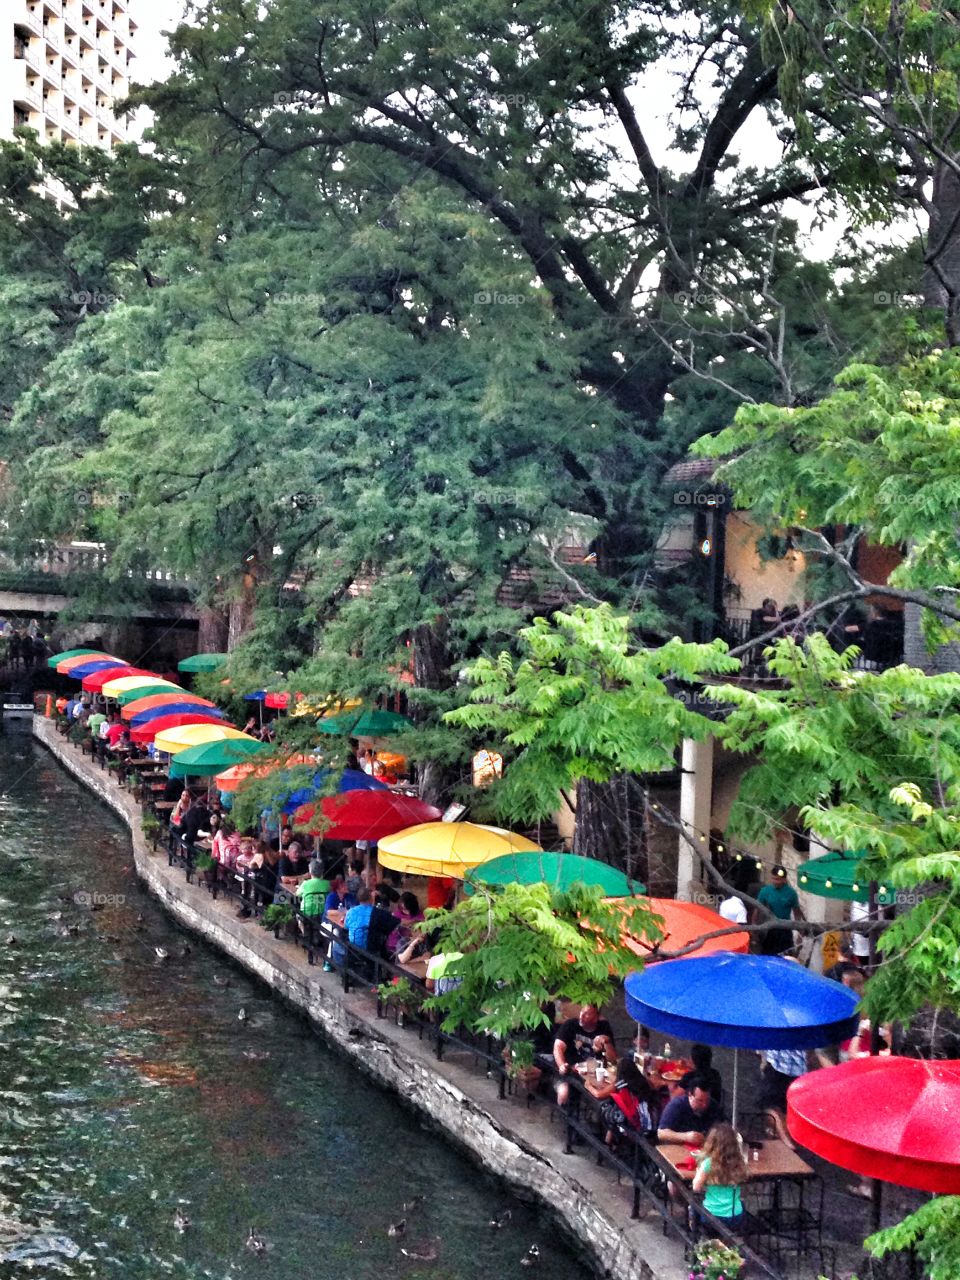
(293, 791, 442, 842)
(130, 713, 235, 745)
(787, 1056, 960, 1193)
(81, 665, 157, 692)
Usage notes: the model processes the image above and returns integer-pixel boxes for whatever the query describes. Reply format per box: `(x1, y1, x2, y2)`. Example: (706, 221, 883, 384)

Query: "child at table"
(692, 1123, 748, 1227)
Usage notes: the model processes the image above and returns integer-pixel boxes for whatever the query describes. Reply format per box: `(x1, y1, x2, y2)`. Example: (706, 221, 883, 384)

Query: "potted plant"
(260, 902, 295, 939)
(376, 976, 422, 1026)
(690, 1238, 745, 1280)
(141, 814, 161, 847)
(505, 1039, 542, 1092)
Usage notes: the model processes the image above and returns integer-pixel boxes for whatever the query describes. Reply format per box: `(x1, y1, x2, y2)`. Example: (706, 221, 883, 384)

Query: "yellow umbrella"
(154, 723, 252, 755)
(376, 822, 541, 879)
(101, 674, 175, 699)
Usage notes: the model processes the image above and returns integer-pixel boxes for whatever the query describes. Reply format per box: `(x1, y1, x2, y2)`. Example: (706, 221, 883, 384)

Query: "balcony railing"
(15, 5, 44, 37)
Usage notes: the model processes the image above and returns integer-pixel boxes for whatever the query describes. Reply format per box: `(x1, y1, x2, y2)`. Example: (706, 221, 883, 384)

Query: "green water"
(0, 729, 589, 1280)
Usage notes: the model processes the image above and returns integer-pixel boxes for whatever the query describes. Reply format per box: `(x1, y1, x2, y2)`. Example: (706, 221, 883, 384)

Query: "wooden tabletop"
(659, 1138, 814, 1182)
(397, 956, 428, 982)
(128, 757, 155, 767)
(153, 801, 176, 811)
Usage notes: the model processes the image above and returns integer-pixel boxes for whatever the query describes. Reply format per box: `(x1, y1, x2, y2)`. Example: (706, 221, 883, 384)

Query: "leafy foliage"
(446, 603, 738, 821)
(423, 880, 662, 1037)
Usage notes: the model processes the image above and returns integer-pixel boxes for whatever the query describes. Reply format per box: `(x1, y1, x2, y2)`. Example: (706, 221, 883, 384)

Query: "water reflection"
(0, 729, 589, 1280)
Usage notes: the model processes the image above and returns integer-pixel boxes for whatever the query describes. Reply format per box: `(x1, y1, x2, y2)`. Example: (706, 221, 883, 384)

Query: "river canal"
(0, 727, 588, 1280)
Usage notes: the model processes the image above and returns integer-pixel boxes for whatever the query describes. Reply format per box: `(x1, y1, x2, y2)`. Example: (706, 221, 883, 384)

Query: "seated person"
(386, 891, 425, 958)
(278, 841, 310, 891)
(586, 1057, 658, 1147)
(553, 1004, 617, 1106)
(624, 1025, 652, 1069)
(296, 859, 331, 925)
(657, 1074, 723, 1145)
(333, 887, 398, 967)
(679, 1044, 723, 1102)
(692, 1122, 748, 1228)
(425, 949, 465, 995)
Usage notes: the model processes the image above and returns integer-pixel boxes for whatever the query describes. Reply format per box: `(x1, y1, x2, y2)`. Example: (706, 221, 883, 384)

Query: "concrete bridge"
(0, 542, 201, 675)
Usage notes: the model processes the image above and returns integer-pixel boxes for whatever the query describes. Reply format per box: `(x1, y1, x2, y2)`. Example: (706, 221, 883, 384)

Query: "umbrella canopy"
(48, 648, 102, 668)
(130, 701, 227, 727)
(60, 657, 124, 679)
(316, 708, 412, 737)
(116, 682, 183, 707)
(55, 651, 119, 674)
(214, 754, 320, 794)
(615, 898, 750, 959)
(265, 691, 299, 709)
(377, 822, 541, 879)
(797, 849, 896, 906)
(788, 1057, 960, 1194)
(169, 737, 271, 779)
(244, 691, 267, 702)
(82, 665, 156, 693)
(99, 673, 167, 699)
(466, 851, 645, 898)
(154, 723, 251, 755)
(624, 952, 860, 1050)
(292, 792, 442, 842)
(121, 692, 216, 720)
(277, 766, 387, 813)
(178, 652, 228, 673)
(131, 713, 233, 745)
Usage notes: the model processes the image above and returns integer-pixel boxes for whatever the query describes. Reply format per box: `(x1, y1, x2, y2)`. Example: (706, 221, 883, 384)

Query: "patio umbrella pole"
(868, 879, 884, 1233)
(732, 1047, 739, 1130)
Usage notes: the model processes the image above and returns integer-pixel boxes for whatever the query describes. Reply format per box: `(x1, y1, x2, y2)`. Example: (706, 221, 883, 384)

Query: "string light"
(851, 882, 860, 893)
(824, 878, 833, 889)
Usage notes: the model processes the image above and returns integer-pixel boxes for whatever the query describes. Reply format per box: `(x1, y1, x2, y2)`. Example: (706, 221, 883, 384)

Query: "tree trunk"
(411, 618, 462, 809)
(197, 605, 229, 653)
(573, 775, 649, 884)
(923, 157, 960, 346)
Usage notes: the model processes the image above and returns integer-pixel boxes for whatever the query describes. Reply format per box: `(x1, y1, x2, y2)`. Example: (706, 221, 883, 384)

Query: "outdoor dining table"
(659, 1137, 819, 1260)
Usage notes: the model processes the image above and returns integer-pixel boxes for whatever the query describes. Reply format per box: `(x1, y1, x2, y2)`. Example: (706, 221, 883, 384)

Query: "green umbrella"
(168, 738, 271, 778)
(116, 682, 184, 706)
(797, 850, 896, 905)
(316, 708, 412, 736)
(465, 851, 645, 897)
(47, 648, 101, 668)
(178, 652, 229, 673)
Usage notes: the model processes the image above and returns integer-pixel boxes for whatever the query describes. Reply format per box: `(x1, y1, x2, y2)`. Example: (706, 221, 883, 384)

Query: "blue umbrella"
(625, 953, 861, 1124)
(130, 702, 227, 726)
(280, 767, 388, 815)
(67, 659, 126, 679)
(244, 691, 267, 702)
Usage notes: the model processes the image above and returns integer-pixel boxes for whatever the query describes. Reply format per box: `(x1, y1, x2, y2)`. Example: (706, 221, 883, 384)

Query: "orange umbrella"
(121, 692, 218, 721)
(215, 753, 317, 793)
(56, 651, 119, 674)
(614, 897, 750, 960)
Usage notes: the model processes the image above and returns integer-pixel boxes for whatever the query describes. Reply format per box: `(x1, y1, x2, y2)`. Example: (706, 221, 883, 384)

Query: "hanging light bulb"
(699, 536, 712, 556)
(852, 882, 860, 893)
(824, 878, 833, 889)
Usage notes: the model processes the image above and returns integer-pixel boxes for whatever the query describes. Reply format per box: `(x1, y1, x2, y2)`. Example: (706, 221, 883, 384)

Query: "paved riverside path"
(34, 715, 692, 1280)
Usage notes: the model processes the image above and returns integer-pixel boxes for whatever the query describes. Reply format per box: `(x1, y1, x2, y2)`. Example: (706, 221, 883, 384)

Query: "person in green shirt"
(296, 860, 331, 919)
(692, 1122, 748, 1225)
(755, 864, 803, 956)
(88, 711, 107, 739)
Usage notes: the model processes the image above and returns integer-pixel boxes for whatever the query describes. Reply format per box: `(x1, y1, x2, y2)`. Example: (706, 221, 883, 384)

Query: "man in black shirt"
(553, 1004, 617, 1106)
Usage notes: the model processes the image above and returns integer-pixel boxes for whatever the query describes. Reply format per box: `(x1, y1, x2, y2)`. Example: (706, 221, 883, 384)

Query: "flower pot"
(514, 1065, 542, 1092)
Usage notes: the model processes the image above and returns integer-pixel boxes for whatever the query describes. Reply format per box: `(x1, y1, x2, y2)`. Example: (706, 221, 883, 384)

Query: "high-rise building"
(3, 0, 137, 154)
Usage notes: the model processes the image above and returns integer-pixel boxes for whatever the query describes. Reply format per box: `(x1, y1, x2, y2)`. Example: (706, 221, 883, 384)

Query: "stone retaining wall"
(33, 715, 687, 1280)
